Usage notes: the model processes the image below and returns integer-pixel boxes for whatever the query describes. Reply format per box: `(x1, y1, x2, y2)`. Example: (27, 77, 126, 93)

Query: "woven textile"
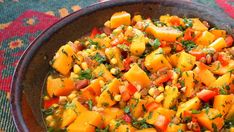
(0, 0, 233, 131)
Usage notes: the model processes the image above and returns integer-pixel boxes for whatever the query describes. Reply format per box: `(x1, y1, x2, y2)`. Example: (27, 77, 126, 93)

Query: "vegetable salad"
(43, 11, 234, 132)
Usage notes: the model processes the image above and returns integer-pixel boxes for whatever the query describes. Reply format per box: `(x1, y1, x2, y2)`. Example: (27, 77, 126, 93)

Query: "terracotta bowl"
(10, 0, 234, 131)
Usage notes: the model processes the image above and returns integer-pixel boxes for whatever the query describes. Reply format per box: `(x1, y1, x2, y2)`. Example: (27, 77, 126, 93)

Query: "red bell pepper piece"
(217, 54, 229, 66)
(176, 43, 184, 52)
(44, 97, 59, 109)
(197, 89, 217, 102)
(126, 83, 137, 95)
(170, 16, 181, 26)
(225, 35, 233, 47)
(121, 91, 131, 101)
(90, 27, 101, 38)
(184, 28, 194, 41)
(122, 114, 132, 123)
(189, 50, 206, 61)
(154, 115, 170, 131)
(154, 71, 173, 86)
(146, 102, 160, 112)
(123, 57, 133, 71)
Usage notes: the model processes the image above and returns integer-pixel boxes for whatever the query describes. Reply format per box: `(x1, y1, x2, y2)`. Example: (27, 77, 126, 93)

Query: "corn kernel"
(148, 88, 155, 96)
(133, 15, 143, 22)
(111, 58, 117, 64)
(68, 93, 77, 101)
(52, 103, 59, 108)
(110, 68, 118, 75)
(136, 84, 141, 91)
(114, 94, 121, 101)
(73, 64, 81, 74)
(81, 62, 88, 70)
(90, 45, 96, 51)
(46, 115, 53, 123)
(99, 80, 105, 87)
(165, 85, 170, 90)
(59, 96, 67, 104)
(134, 92, 141, 99)
(43, 96, 50, 101)
(155, 93, 164, 103)
(70, 72, 79, 80)
(158, 86, 164, 92)
(104, 20, 111, 28)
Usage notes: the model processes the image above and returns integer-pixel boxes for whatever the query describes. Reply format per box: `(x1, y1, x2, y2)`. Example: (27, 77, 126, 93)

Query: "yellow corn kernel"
(114, 94, 121, 101)
(111, 58, 117, 64)
(158, 86, 164, 92)
(148, 88, 155, 96)
(134, 92, 141, 99)
(99, 80, 105, 87)
(81, 62, 88, 70)
(73, 64, 81, 74)
(110, 68, 118, 75)
(155, 93, 164, 103)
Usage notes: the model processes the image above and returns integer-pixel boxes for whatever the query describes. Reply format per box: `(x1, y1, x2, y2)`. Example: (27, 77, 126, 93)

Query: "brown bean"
(75, 79, 90, 90)
(213, 52, 219, 61)
(199, 57, 206, 63)
(202, 21, 210, 28)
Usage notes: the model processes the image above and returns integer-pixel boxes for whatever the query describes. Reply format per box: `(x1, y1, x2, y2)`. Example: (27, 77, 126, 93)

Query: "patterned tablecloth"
(0, 0, 233, 131)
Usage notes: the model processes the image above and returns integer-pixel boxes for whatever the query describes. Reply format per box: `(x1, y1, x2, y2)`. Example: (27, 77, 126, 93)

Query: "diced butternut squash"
(72, 99, 88, 114)
(176, 97, 201, 117)
(93, 64, 114, 81)
(93, 37, 111, 48)
(209, 72, 231, 89)
(210, 29, 226, 39)
(110, 11, 131, 29)
(156, 107, 176, 120)
(193, 108, 224, 131)
(182, 71, 195, 97)
(52, 44, 74, 75)
(145, 25, 182, 42)
(61, 108, 77, 128)
(101, 107, 124, 127)
(163, 86, 179, 109)
(105, 47, 124, 70)
(191, 18, 208, 31)
(209, 37, 227, 51)
(144, 107, 175, 125)
(144, 109, 160, 124)
(209, 60, 234, 75)
(47, 76, 74, 97)
(226, 104, 234, 120)
(130, 28, 146, 56)
(213, 95, 234, 116)
(169, 52, 181, 67)
(67, 111, 103, 132)
(195, 31, 215, 46)
(97, 78, 120, 107)
(124, 63, 150, 89)
(145, 48, 172, 72)
(177, 51, 196, 72)
(166, 123, 186, 132)
(129, 99, 147, 118)
(193, 67, 216, 86)
(82, 77, 103, 97)
(136, 128, 157, 132)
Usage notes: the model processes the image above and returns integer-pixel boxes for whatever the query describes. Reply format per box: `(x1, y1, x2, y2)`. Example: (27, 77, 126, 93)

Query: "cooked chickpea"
(111, 58, 117, 64)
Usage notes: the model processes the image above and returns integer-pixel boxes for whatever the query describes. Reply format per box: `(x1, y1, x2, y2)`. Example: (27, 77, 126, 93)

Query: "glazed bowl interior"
(10, 0, 234, 131)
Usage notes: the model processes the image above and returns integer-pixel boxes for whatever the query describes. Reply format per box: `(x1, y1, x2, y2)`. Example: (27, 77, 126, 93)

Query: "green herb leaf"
(87, 100, 93, 110)
(181, 40, 196, 51)
(79, 69, 92, 80)
(92, 53, 106, 64)
(149, 39, 161, 49)
(191, 109, 201, 114)
(124, 106, 130, 113)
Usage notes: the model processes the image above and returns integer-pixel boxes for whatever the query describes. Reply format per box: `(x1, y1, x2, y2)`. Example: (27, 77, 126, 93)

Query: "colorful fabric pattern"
(0, 0, 233, 131)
